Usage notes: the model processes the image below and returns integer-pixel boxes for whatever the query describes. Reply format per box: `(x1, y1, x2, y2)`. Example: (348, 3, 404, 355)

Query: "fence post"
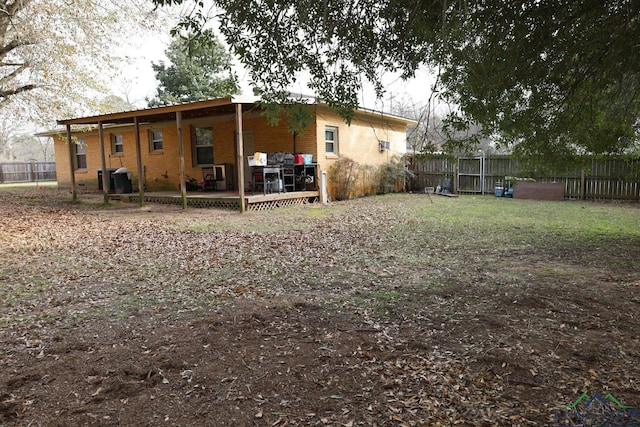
(454, 163, 459, 194)
(481, 153, 485, 195)
(30, 161, 38, 185)
(66, 124, 77, 202)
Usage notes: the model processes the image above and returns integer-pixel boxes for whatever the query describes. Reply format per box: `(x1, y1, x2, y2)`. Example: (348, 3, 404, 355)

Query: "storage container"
(248, 152, 267, 166)
(302, 154, 313, 164)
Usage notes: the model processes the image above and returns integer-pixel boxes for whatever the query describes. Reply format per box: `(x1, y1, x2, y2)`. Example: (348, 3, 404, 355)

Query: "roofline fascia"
(56, 96, 262, 126)
(54, 95, 416, 128)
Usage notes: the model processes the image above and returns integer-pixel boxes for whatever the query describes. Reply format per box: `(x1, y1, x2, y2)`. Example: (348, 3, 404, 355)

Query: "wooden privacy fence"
(0, 162, 57, 183)
(408, 155, 640, 201)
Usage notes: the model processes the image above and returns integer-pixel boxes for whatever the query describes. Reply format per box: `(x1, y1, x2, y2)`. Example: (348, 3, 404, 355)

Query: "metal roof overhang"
(56, 96, 261, 126)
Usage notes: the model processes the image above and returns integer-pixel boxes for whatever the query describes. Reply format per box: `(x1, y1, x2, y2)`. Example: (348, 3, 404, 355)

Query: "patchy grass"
(0, 190, 639, 426)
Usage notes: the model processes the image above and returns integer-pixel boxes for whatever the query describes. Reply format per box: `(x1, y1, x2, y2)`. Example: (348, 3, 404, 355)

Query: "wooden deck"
(110, 190, 320, 211)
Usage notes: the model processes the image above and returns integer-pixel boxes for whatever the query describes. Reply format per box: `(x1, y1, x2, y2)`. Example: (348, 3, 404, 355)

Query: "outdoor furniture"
(294, 164, 317, 191)
(202, 167, 216, 191)
(251, 165, 282, 195)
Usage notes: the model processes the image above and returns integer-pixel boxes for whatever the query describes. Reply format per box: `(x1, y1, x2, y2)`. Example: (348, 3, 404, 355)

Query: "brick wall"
(54, 106, 411, 193)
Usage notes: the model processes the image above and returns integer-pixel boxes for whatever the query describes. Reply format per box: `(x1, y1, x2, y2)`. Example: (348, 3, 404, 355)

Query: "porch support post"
(65, 124, 77, 203)
(98, 122, 109, 205)
(235, 103, 246, 213)
(176, 111, 187, 209)
(134, 117, 145, 207)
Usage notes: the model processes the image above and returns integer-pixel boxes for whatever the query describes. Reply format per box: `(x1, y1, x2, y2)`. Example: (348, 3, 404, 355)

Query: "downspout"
(134, 117, 145, 207)
(176, 111, 187, 209)
(65, 124, 77, 203)
(98, 122, 109, 204)
(236, 103, 246, 213)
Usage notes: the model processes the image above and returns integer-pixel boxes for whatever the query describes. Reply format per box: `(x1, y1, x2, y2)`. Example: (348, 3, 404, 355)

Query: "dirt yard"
(0, 189, 639, 426)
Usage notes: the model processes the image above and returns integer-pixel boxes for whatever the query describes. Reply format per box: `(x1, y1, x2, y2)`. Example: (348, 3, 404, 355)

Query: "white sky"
(111, 20, 436, 115)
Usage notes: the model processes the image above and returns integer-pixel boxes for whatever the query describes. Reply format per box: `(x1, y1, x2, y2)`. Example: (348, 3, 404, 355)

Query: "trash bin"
(97, 168, 117, 193)
(441, 178, 452, 194)
(112, 167, 133, 194)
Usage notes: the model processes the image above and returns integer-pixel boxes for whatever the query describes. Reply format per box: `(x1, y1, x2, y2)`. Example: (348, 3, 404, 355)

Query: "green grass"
(343, 289, 407, 318)
(410, 195, 639, 239)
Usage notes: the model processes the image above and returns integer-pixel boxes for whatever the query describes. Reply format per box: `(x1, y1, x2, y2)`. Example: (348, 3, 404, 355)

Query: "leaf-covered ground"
(1, 189, 639, 426)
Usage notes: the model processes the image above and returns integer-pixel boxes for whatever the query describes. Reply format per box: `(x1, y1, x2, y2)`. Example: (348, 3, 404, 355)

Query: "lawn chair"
(202, 167, 216, 191)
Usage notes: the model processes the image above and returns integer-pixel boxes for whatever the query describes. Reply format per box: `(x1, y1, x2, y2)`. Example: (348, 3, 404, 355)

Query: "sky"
(113, 26, 436, 116)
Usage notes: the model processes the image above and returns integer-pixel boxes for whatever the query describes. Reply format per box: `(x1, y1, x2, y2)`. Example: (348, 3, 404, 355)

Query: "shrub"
(328, 156, 359, 201)
(328, 155, 414, 200)
(378, 156, 414, 194)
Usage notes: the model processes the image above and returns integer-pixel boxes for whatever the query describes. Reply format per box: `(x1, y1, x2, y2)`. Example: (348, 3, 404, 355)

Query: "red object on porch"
(294, 154, 304, 165)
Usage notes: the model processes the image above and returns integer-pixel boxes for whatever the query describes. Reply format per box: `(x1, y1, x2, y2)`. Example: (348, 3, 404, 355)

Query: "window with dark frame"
(111, 133, 124, 154)
(192, 126, 213, 166)
(149, 130, 163, 152)
(75, 138, 87, 170)
(325, 126, 338, 155)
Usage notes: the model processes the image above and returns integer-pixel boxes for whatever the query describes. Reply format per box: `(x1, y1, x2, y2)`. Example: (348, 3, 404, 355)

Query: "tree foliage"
(152, 0, 640, 160)
(437, 1, 640, 165)
(147, 30, 239, 106)
(0, 0, 161, 126)
(9, 133, 54, 162)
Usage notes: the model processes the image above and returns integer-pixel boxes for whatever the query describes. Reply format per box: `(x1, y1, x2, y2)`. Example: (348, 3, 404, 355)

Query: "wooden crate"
(513, 182, 565, 201)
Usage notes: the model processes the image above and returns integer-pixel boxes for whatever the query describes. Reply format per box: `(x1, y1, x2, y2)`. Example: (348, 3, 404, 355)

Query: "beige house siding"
(314, 106, 408, 173)
(51, 101, 413, 193)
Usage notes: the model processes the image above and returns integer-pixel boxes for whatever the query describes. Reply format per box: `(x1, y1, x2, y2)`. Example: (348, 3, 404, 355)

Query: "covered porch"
(109, 190, 320, 211)
(57, 96, 324, 213)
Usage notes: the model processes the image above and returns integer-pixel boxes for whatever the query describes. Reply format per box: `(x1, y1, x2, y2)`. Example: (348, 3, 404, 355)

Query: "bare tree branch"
(0, 61, 29, 86)
(0, 38, 35, 61)
(0, 83, 36, 100)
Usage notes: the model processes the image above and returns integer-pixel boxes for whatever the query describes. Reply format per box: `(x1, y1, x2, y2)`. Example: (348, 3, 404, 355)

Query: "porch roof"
(54, 95, 417, 127)
(56, 96, 261, 126)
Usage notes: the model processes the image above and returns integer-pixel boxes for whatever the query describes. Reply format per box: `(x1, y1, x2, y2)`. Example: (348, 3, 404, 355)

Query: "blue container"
(495, 186, 504, 197)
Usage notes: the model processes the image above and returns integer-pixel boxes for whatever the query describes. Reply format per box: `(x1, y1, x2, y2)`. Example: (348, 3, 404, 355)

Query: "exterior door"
(457, 156, 485, 194)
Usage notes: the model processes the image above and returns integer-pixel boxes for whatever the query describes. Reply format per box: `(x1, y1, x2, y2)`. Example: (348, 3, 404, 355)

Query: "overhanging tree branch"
(0, 38, 35, 61)
(0, 61, 30, 86)
(0, 83, 36, 99)
(153, 0, 639, 158)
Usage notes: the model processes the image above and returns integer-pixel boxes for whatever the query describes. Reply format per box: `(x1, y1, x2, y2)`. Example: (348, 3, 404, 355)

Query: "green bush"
(378, 156, 414, 194)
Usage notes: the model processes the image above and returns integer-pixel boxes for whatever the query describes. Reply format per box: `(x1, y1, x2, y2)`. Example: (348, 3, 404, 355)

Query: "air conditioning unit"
(378, 140, 390, 151)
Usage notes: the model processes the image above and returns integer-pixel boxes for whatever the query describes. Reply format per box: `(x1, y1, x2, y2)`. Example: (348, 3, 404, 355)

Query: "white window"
(325, 126, 338, 155)
(149, 130, 163, 152)
(75, 138, 87, 170)
(192, 126, 213, 166)
(111, 133, 124, 154)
